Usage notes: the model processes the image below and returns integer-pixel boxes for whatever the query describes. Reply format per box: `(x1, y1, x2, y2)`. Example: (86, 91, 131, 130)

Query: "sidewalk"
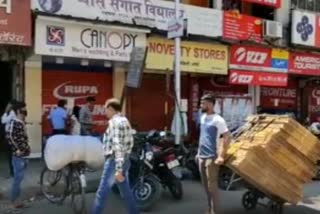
(0, 158, 102, 201)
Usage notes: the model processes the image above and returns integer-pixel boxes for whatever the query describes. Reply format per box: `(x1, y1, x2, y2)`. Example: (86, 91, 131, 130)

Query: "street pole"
(174, 0, 181, 145)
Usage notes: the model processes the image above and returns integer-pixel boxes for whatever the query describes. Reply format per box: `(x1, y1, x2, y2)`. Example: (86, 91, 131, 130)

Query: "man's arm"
(216, 119, 231, 164)
(218, 131, 231, 160)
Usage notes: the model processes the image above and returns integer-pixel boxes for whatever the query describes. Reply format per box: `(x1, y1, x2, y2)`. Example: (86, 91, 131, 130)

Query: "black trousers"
(52, 129, 67, 135)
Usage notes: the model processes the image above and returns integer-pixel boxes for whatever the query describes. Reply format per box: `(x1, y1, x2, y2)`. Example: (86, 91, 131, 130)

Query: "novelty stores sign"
(35, 16, 148, 61)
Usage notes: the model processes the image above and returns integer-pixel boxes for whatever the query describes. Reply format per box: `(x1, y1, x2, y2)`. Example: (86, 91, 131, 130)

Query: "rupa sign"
(35, 16, 148, 61)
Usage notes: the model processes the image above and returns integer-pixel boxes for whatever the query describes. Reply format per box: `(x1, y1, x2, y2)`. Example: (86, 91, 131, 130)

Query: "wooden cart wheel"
(242, 191, 258, 210)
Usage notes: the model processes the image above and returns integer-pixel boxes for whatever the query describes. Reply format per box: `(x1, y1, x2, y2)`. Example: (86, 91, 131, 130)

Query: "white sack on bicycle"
(45, 135, 105, 171)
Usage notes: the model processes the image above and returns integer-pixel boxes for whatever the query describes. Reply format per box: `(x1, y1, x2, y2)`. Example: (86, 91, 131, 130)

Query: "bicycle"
(40, 162, 87, 214)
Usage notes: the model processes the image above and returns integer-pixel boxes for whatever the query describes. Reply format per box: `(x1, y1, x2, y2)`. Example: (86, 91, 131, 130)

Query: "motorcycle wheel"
(132, 175, 161, 211)
(167, 177, 183, 200)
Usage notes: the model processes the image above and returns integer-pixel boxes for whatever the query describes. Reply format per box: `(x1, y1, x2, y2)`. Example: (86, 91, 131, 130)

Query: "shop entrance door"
(0, 62, 13, 153)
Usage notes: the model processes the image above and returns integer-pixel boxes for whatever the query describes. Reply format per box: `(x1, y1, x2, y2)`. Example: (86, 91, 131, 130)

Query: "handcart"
(224, 168, 285, 214)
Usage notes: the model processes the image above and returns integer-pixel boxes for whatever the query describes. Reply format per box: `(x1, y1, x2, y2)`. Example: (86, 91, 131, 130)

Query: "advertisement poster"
(260, 84, 298, 110)
(230, 45, 289, 73)
(291, 10, 320, 48)
(0, 0, 31, 45)
(289, 52, 320, 76)
(42, 70, 113, 135)
(35, 16, 147, 61)
(146, 37, 228, 74)
(223, 11, 262, 43)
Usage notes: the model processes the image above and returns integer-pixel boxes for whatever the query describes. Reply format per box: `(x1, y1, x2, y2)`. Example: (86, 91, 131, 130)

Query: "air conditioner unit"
(263, 20, 283, 39)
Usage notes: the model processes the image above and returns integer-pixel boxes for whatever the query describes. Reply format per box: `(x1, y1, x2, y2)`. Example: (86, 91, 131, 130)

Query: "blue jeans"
(91, 158, 139, 214)
(11, 156, 27, 202)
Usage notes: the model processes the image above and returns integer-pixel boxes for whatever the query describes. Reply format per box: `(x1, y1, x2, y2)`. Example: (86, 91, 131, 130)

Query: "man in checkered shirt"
(92, 98, 138, 214)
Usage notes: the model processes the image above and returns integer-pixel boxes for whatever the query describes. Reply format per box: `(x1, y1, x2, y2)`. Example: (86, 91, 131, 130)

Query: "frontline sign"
(35, 16, 147, 61)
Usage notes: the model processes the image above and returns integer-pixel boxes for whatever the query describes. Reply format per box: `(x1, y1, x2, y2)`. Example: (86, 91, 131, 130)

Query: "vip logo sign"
(234, 46, 268, 64)
(229, 70, 288, 87)
(312, 88, 320, 105)
(230, 45, 288, 73)
(230, 71, 253, 84)
(46, 25, 65, 46)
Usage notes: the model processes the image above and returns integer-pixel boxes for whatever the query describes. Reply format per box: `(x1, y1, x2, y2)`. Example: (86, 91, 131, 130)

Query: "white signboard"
(35, 16, 147, 61)
(32, 0, 222, 38)
(291, 10, 317, 47)
(185, 5, 222, 38)
(168, 18, 183, 39)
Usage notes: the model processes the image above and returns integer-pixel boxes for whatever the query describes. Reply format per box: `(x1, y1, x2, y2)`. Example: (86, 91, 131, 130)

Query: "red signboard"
(260, 80, 298, 110)
(0, 0, 31, 46)
(42, 71, 113, 135)
(230, 45, 271, 70)
(308, 87, 320, 122)
(223, 11, 262, 43)
(229, 70, 288, 86)
(289, 52, 320, 76)
(242, 0, 281, 8)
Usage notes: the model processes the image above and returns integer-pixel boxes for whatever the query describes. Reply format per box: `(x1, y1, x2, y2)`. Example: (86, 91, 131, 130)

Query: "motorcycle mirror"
(160, 131, 166, 137)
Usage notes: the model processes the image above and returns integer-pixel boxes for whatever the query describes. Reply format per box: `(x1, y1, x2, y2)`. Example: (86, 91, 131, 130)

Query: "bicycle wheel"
(70, 171, 87, 214)
(40, 167, 68, 204)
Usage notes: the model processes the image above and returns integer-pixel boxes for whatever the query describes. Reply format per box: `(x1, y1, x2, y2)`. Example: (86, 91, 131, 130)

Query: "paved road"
(2, 181, 318, 214)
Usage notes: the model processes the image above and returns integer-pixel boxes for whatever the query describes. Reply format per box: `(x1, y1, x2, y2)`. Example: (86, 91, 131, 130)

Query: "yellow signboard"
(146, 37, 228, 74)
(271, 49, 289, 60)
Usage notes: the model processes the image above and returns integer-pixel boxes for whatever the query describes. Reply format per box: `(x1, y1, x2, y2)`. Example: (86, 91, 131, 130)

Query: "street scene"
(1, 0, 320, 214)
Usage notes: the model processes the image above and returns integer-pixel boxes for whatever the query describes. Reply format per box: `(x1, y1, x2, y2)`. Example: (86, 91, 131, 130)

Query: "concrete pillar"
(113, 65, 126, 114)
(24, 55, 42, 158)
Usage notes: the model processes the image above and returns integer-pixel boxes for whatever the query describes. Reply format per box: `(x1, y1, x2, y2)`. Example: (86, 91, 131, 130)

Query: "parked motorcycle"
(308, 122, 320, 180)
(146, 130, 184, 200)
(113, 132, 162, 211)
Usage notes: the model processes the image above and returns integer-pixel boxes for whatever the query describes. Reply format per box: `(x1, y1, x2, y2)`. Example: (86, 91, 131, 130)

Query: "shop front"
(288, 51, 320, 123)
(26, 16, 148, 157)
(127, 36, 229, 138)
(228, 44, 290, 122)
(0, 0, 31, 153)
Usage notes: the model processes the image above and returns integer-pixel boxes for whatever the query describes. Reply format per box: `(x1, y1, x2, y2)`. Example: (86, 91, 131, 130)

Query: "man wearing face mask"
(197, 94, 231, 214)
(8, 101, 31, 210)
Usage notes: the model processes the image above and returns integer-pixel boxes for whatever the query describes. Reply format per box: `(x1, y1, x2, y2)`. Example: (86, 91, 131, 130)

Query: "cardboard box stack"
(226, 115, 320, 204)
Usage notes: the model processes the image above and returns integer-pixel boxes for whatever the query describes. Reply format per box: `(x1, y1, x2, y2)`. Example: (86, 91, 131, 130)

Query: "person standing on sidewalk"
(48, 99, 68, 135)
(91, 98, 138, 214)
(79, 96, 96, 136)
(198, 94, 231, 214)
(2, 100, 17, 178)
(8, 101, 31, 209)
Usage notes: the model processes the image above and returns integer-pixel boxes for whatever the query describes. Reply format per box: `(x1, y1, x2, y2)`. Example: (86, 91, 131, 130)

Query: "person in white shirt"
(71, 106, 81, 135)
(1, 100, 17, 177)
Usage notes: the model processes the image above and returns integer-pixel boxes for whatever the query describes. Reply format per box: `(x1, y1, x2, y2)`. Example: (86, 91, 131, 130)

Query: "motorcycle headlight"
(146, 151, 153, 161)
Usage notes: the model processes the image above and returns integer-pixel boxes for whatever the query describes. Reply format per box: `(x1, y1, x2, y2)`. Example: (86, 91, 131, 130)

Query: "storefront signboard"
(223, 11, 263, 42)
(146, 37, 228, 74)
(291, 10, 320, 48)
(289, 52, 320, 76)
(229, 70, 288, 87)
(32, 0, 223, 38)
(0, 0, 31, 46)
(230, 45, 289, 73)
(260, 86, 297, 109)
(35, 16, 147, 61)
